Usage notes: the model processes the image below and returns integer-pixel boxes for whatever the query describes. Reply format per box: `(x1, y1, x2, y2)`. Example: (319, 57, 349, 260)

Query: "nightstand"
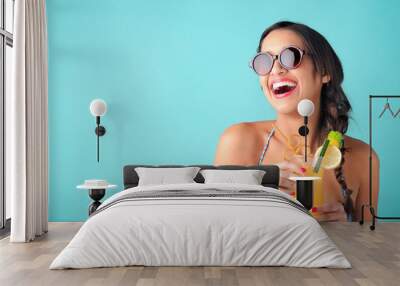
(77, 180, 117, 215)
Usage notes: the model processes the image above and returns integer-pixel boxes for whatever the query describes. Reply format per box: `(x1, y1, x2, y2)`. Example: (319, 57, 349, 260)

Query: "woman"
(214, 21, 379, 222)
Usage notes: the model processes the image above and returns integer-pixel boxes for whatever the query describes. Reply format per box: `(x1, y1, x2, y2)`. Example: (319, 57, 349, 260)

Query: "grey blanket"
(91, 188, 310, 217)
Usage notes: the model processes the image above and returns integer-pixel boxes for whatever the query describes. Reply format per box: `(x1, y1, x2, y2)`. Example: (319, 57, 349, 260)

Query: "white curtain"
(7, 0, 48, 242)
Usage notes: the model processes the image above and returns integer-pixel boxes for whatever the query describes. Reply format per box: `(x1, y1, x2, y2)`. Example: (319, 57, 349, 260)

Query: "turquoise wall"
(47, 0, 400, 221)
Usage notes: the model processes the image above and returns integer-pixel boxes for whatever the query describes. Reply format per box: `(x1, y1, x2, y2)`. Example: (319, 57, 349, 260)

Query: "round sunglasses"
(249, 46, 308, 76)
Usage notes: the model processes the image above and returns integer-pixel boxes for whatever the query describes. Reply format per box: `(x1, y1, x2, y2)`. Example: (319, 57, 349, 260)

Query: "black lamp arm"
(304, 116, 308, 162)
(94, 116, 106, 162)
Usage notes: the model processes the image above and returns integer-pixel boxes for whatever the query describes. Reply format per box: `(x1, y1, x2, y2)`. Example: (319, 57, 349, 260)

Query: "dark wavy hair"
(257, 21, 354, 220)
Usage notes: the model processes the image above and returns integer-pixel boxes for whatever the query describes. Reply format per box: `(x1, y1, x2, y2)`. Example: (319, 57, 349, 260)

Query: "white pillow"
(135, 167, 201, 186)
(200, 169, 266, 185)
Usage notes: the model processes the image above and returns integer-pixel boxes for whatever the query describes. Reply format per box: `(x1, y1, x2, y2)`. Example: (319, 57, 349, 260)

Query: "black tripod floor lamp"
(360, 95, 400, 230)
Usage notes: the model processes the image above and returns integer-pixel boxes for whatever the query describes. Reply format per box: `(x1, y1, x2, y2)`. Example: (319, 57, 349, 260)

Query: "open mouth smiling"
(270, 79, 298, 99)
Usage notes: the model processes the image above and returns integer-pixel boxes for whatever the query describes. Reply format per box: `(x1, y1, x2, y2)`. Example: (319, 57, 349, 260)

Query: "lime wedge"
(327, 131, 343, 149)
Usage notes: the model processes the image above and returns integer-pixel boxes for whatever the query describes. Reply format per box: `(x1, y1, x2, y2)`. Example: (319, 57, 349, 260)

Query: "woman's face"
(259, 29, 330, 115)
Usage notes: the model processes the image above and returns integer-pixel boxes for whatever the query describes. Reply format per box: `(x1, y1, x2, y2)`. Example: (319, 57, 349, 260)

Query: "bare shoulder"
(219, 120, 273, 144)
(344, 135, 379, 161)
(214, 120, 274, 165)
(342, 134, 380, 184)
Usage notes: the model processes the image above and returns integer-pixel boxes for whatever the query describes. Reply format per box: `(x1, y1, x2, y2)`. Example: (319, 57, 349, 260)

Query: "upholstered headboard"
(123, 165, 280, 189)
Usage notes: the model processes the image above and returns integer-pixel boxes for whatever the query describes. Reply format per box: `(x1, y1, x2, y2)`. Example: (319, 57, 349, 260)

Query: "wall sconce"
(297, 99, 314, 163)
(89, 99, 107, 162)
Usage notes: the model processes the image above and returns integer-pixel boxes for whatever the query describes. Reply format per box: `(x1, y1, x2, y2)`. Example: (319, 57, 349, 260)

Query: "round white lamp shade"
(297, 99, 315, 117)
(90, 99, 107, 117)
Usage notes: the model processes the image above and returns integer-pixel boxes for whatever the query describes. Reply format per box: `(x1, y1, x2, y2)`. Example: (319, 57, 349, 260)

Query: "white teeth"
(272, 81, 297, 91)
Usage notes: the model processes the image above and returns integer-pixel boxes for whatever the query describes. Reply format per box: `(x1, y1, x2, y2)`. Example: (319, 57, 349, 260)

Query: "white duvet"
(50, 183, 351, 269)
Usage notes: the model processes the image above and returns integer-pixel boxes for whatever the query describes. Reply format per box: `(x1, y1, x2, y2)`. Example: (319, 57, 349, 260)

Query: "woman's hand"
(316, 202, 347, 221)
(276, 160, 306, 196)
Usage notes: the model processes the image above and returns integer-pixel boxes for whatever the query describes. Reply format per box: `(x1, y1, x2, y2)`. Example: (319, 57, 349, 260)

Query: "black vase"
(88, 189, 105, 215)
(296, 180, 313, 210)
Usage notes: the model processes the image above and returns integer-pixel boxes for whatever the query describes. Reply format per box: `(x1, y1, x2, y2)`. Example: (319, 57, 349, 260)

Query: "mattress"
(50, 183, 351, 269)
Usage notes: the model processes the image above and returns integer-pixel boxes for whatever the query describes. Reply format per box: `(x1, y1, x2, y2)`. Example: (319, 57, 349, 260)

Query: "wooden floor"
(0, 222, 399, 286)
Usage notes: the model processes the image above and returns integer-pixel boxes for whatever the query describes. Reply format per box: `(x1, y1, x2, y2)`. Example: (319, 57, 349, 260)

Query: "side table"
(77, 180, 117, 215)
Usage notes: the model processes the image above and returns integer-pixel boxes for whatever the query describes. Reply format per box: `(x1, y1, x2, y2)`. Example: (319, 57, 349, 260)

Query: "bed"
(49, 165, 351, 269)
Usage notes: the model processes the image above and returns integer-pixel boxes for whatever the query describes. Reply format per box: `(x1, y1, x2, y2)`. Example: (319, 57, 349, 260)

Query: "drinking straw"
(313, 139, 330, 173)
